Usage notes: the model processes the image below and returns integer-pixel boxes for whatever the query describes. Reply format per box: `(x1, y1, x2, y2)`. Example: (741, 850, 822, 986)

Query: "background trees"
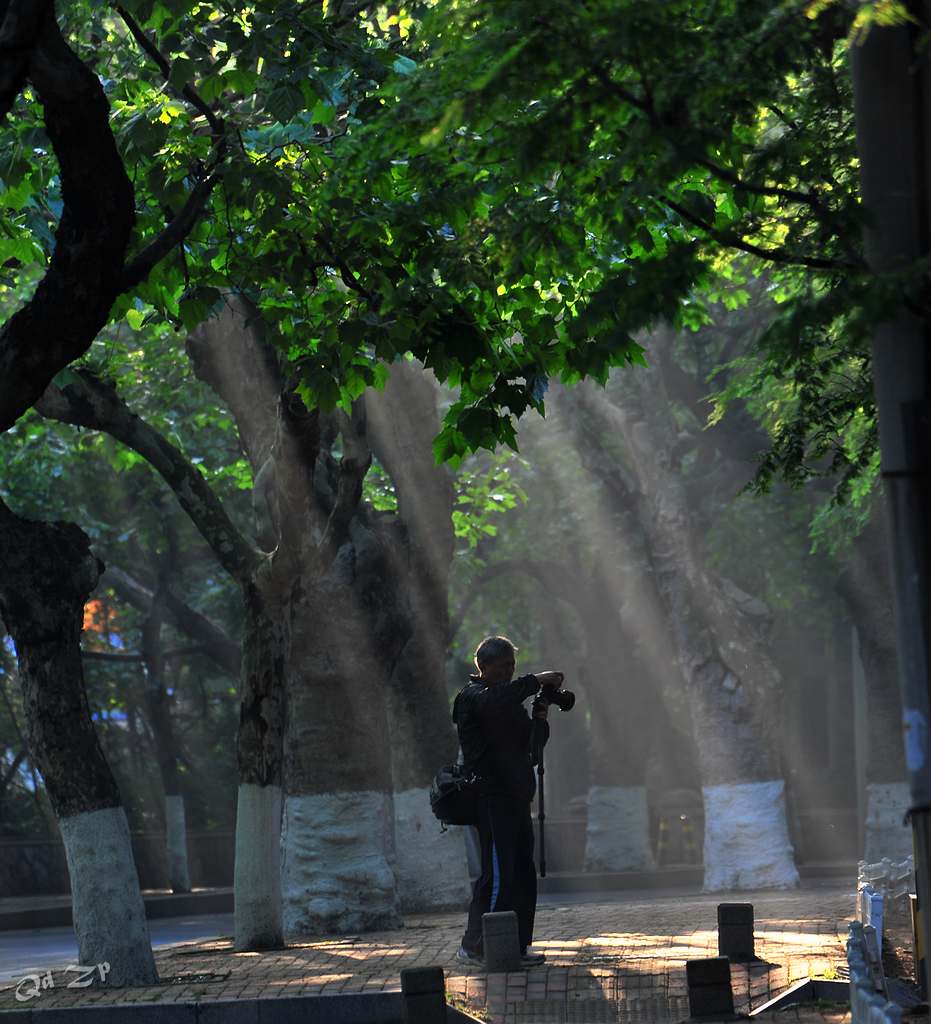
(0, 0, 920, 976)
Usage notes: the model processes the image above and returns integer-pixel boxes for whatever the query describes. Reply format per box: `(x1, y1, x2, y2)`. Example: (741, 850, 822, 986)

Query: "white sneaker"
(520, 949, 546, 966)
(456, 945, 485, 968)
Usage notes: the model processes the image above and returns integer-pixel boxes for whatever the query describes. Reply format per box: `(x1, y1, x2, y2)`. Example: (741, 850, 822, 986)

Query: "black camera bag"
(429, 764, 481, 827)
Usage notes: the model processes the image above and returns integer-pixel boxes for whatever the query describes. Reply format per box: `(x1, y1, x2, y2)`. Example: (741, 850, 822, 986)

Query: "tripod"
(531, 717, 547, 877)
(529, 684, 573, 878)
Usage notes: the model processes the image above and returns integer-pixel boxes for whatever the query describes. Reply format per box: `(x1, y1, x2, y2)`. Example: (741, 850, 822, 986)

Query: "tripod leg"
(537, 759, 546, 878)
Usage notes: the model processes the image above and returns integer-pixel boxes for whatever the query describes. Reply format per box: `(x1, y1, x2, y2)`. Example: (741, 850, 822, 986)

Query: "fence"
(848, 920, 902, 1024)
(848, 857, 916, 1024)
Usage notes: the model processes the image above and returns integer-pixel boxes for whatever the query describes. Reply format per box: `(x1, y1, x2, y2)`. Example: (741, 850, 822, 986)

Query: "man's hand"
(532, 698, 549, 721)
(535, 671, 564, 689)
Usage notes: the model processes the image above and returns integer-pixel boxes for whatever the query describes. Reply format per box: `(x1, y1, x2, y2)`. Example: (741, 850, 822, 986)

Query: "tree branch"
(660, 194, 856, 272)
(121, 173, 222, 292)
(185, 294, 283, 473)
(102, 565, 239, 679)
(0, 749, 25, 803)
(114, 5, 223, 134)
(590, 66, 851, 248)
(0, 7, 135, 432)
(82, 645, 206, 663)
(36, 371, 262, 585)
(0, 0, 47, 119)
(113, 5, 226, 293)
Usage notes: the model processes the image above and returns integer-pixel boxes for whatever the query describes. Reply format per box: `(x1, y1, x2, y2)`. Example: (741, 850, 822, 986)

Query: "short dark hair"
(474, 635, 518, 671)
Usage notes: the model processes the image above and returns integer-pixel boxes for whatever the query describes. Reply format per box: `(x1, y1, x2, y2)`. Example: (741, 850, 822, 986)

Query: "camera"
(534, 685, 575, 712)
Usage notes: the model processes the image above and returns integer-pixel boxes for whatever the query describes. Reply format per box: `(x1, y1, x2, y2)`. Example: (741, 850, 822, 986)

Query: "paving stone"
(1, 883, 854, 1024)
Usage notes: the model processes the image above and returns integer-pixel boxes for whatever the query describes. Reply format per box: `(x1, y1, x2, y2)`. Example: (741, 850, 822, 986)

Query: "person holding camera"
(454, 635, 566, 968)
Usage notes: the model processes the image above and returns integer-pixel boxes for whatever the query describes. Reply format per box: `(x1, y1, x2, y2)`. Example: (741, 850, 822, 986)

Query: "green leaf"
(126, 308, 146, 331)
(392, 55, 417, 76)
(167, 57, 195, 92)
(265, 84, 305, 124)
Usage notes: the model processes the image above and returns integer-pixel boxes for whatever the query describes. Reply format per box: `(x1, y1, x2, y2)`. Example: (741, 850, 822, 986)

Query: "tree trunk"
(383, 622, 471, 910)
(234, 579, 289, 949)
(572, 565, 657, 873)
(583, 653, 657, 873)
(141, 595, 191, 893)
(835, 506, 909, 861)
(365, 361, 470, 910)
(0, 502, 157, 984)
(282, 518, 401, 936)
(581, 363, 799, 890)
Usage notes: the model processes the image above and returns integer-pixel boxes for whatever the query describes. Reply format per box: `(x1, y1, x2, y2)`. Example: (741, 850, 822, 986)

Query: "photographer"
(454, 635, 564, 968)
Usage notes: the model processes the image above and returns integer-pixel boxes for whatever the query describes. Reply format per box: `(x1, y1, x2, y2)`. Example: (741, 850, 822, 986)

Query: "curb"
(0, 891, 233, 933)
(0, 992, 481, 1021)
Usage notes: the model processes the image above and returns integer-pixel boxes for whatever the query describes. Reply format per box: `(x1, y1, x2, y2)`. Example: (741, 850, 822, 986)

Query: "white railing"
(858, 884, 885, 957)
(848, 920, 902, 1024)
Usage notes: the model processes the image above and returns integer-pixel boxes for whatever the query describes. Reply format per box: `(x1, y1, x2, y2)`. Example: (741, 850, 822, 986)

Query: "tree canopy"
(1, 0, 898, 506)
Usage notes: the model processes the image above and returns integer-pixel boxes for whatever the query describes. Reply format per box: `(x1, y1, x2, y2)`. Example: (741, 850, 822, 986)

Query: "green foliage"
(451, 450, 529, 550)
(0, 0, 913, 530)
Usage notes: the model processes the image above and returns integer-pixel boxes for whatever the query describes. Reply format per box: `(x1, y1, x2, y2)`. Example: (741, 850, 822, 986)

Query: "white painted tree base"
(234, 783, 283, 950)
(165, 795, 191, 894)
(702, 780, 799, 891)
(281, 791, 401, 936)
(584, 785, 655, 872)
(864, 782, 912, 863)
(392, 787, 472, 911)
(59, 806, 158, 985)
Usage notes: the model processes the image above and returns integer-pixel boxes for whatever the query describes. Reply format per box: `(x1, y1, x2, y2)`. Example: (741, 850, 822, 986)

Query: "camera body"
(534, 685, 575, 712)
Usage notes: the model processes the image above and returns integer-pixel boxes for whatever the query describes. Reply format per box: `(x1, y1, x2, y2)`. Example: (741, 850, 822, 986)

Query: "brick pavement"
(0, 884, 854, 1022)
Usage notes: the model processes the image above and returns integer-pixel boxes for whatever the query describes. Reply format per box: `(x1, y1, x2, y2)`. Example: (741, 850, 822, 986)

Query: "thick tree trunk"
(0, 503, 157, 983)
(235, 580, 289, 949)
(585, 363, 799, 890)
(570, 567, 657, 873)
(384, 626, 471, 910)
(835, 511, 910, 862)
(281, 518, 401, 936)
(365, 361, 470, 910)
(583, 655, 657, 873)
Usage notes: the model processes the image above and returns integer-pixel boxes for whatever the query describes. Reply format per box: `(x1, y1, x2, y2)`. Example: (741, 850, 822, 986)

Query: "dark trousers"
(461, 794, 537, 956)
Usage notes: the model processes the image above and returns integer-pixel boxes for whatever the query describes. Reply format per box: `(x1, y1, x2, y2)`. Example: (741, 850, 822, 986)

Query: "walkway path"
(0, 883, 854, 1022)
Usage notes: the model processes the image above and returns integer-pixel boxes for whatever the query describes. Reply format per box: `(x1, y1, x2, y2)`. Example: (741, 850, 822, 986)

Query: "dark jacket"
(453, 673, 550, 802)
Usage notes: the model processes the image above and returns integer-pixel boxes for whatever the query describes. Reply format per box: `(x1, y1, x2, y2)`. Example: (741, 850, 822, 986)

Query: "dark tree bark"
(849, 14, 931, 953)
(0, 3, 134, 431)
(36, 361, 290, 950)
(0, 499, 157, 983)
(0, 0, 224, 975)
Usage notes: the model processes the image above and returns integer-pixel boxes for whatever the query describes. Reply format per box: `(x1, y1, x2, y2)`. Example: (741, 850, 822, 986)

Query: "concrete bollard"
(686, 957, 735, 1019)
(483, 910, 521, 972)
(400, 965, 446, 1024)
(717, 902, 755, 962)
